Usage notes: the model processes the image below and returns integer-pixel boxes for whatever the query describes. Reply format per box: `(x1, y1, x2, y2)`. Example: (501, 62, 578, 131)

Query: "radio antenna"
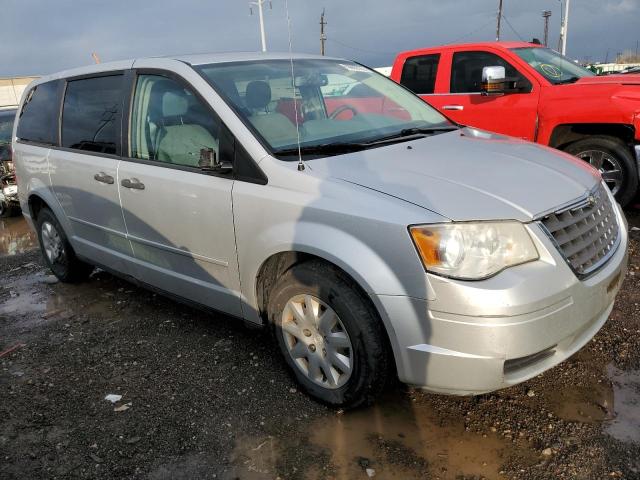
(284, 0, 305, 171)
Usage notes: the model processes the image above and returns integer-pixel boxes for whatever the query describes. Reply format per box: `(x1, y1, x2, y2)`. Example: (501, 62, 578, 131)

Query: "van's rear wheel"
(564, 136, 638, 206)
(268, 260, 390, 409)
(36, 208, 93, 283)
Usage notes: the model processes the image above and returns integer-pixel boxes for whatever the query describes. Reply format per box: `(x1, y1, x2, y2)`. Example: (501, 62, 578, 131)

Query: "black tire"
(36, 207, 93, 283)
(564, 136, 638, 207)
(267, 260, 390, 409)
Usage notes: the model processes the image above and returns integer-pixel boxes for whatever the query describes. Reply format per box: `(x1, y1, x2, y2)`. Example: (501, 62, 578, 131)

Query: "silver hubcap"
(280, 294, 353, 389)
(41, 221, 63, 263)
(577, 150, 623, 196)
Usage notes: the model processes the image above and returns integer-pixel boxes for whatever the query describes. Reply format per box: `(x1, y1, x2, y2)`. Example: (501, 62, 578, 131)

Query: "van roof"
(33, 52, 341, 85)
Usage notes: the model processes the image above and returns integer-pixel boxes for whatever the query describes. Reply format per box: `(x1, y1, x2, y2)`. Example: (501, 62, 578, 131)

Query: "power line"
(325, 38, 398, 56)
(501, 14, 526, 41)
(446, 18, 496, 45)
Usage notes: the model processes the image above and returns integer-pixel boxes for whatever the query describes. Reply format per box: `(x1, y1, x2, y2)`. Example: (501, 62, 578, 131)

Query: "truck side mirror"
(481, 66, 506, 95)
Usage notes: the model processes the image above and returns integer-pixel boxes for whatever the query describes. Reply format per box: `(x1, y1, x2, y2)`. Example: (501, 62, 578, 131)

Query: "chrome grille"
(540, 184, 620, 278)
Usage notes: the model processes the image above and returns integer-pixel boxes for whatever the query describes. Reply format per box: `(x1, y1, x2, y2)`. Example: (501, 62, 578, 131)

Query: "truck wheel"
(36, 207, 93, 283)
(267, 260, 390, 409)
(564, 136, 638, 206)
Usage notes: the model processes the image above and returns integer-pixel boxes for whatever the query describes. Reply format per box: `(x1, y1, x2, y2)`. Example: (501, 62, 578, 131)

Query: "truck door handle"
(94, 172, 114, 184)
(120, 178, 145, 190)
(442, 105, 464, 111)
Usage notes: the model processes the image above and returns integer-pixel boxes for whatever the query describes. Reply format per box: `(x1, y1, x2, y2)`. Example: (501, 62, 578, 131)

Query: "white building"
(0, 77, 39, 110)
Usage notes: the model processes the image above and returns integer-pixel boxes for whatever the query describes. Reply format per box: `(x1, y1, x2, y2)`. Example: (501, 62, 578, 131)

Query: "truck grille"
(540, 184, 620, 278)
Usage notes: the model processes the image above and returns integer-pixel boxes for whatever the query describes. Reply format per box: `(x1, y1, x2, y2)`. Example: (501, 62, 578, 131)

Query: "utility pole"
(542, 10, 552, 47)
(561, 0, 570, 55)
(320, 9, 327, 56)
(557, 0, 564, 52)
(496, 0, 504, 41)
(249, 0, 271, 52)
(91, 52, 101, 64)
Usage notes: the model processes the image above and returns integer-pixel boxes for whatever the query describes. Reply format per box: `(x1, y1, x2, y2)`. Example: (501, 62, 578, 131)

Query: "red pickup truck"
(390, 42, 640, 205)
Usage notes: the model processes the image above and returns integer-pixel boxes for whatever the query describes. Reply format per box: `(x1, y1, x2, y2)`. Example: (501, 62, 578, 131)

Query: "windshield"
(511, 47, 595, 84)
(196, 59, 454, 158)
(0, 110, 16, 145)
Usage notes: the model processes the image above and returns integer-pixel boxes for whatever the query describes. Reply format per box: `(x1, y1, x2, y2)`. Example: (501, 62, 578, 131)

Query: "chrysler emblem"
(586, 195, 597, 208)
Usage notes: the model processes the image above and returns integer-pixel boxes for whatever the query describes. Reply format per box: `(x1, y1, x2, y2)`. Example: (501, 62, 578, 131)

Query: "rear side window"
(62, 75, 124, 155)
(16, 81, 59, 145)
(450, 51, 532, 93)
(400, 54, 440, 94)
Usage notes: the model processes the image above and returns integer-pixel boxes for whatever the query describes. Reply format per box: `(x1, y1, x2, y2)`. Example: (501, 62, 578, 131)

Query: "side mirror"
(199, 148, 233, 174)
(481, 66, 506, 95)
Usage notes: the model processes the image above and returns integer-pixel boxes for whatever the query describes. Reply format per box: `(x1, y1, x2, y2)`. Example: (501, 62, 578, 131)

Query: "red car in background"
(390, 42, 640, 205)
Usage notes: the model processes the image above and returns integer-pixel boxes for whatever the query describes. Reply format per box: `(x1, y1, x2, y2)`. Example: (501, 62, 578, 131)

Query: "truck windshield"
(511, 47, 595, 85)
(196, 59, 454, 158)
(0, 110, 16, 145)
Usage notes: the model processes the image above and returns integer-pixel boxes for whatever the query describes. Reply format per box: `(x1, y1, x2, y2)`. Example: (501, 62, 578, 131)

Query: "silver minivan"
(13, 53, 628, 407)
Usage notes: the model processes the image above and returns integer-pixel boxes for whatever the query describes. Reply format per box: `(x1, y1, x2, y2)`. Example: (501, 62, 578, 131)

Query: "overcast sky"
(2, 0, 638, 77)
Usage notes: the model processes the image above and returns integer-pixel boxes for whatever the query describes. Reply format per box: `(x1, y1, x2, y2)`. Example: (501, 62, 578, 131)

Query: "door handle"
(120, 178, 145, 190)
(442, 105, 464, 111)
(94, 172, 114, 184)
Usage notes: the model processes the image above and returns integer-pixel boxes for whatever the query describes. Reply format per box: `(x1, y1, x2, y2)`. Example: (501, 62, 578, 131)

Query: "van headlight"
(409, 222, 539, 280)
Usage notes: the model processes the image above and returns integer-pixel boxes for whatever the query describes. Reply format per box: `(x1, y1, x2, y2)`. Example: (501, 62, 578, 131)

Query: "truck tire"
(267, 260, 390, 409)
(564, 136, 638, 206)
(36, 207, 93, 283)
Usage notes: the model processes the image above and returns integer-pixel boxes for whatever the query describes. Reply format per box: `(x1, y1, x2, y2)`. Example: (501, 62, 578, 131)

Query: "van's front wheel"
(36, 208, 93, 283)
(268, 261, 390, 409)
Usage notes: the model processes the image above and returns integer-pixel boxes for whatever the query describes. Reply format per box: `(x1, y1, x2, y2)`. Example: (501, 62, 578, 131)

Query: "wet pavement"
(0, 215, 37, 256)
(1, 214, 640, 479)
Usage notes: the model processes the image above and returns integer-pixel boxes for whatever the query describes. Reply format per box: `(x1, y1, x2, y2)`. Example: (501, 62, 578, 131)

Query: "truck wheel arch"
(548, 123, 635, 150)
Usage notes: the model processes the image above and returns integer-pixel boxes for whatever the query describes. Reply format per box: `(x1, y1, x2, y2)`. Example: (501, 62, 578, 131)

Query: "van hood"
(308, 128, 601, 222)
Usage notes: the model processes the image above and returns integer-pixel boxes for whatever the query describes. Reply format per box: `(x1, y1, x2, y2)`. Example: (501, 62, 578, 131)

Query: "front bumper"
(373, 203, 629, 395)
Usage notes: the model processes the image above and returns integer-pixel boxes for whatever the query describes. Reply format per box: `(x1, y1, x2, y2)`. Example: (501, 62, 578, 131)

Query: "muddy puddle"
(605, 364, 640, 443)
(232, 390, 539, 479)
(230, 364, 640, 479)
(0, 216, 37, 256)
(1, 268, 124, 339)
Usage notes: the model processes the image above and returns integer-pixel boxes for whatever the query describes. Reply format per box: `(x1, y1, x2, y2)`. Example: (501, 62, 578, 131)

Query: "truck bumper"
(373, 203, 629, 395)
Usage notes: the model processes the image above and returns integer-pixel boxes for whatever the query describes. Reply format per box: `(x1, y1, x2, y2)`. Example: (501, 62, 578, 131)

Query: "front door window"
(130, 74, 220, 168)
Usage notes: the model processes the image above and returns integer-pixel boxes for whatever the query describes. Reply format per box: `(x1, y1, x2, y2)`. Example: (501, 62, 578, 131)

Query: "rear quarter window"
(16, 81, 60, 145)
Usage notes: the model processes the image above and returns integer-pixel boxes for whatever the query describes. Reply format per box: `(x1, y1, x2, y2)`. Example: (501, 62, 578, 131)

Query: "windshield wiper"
(274, 141, 368, 157)
(556, 76, 580, 85)
(273, 126, 459, 157)
(365, 126, 459, 145)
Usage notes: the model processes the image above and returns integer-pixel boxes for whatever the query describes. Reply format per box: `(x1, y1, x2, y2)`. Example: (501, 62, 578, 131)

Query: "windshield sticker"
(540, 64, 562, 78)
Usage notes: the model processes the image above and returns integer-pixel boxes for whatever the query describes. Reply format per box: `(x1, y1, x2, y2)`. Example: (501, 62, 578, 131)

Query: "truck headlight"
(409, 222, 539, 280)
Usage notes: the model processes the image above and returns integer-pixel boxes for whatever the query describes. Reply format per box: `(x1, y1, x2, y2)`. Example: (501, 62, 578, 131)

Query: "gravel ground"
(1, 212, 640, 480)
